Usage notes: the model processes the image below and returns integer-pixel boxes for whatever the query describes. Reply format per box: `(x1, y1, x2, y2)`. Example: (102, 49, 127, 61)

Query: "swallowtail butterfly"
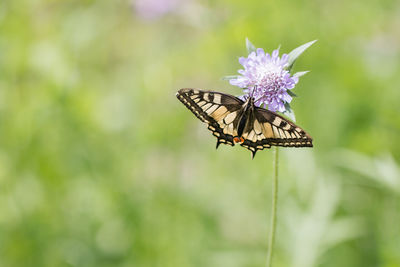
(176, 88, 313, 158)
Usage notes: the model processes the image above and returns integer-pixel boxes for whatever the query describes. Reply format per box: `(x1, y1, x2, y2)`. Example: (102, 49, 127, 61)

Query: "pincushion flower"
(228, 39, 316, 115)
(230, 48, 297, 112)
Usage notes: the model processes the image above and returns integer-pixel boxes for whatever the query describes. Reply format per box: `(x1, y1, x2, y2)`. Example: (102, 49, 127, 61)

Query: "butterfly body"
(176, 88, 312, 158)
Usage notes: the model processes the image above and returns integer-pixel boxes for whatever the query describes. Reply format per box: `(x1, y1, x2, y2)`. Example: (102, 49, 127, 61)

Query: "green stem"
(267, 147, 279, 267)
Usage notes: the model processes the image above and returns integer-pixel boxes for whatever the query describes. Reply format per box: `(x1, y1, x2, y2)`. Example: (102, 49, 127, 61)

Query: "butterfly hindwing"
(240, 107, 312, 157)
(176, 88, 244, 147)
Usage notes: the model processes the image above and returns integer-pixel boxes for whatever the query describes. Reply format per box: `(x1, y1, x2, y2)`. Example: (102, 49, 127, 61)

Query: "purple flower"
(229, 48, 299, 112)
(132, 0, 179, 20)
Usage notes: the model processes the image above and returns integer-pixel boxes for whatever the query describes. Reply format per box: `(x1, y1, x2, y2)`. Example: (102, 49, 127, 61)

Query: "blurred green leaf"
(287, 90, 298, 97)
(293, 71, 310, 78)
(222, 75, 240, 81)
(287, 40, 317, 71)
(283, 102, 296, 122)
(246, 37, 256, 54)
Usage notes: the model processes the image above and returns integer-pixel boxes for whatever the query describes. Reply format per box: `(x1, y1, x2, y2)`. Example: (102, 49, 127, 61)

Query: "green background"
(1, 0, 399, 266)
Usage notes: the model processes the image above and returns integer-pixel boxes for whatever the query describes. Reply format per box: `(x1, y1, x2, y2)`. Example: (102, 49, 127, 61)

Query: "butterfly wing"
(176, 88, 244, 147)
(240, 107, 313, 157)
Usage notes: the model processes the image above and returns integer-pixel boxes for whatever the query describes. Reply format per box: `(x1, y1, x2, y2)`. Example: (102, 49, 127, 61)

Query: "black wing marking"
(176, 88, 244, 147)
(240, 107, 313, 157)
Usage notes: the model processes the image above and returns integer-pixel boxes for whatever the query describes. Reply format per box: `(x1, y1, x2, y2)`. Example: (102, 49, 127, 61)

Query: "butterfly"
(176, 88, 313, 158)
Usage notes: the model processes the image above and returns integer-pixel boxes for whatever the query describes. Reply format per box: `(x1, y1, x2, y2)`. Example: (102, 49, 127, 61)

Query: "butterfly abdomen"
(237, 113, 247, 137)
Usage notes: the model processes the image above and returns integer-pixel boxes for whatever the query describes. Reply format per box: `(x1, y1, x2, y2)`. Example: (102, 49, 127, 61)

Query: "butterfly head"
(243, 95, 255, 110)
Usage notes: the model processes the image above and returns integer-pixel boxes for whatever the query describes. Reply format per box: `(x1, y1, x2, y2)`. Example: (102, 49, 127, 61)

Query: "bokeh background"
(1, 0, 400, 266)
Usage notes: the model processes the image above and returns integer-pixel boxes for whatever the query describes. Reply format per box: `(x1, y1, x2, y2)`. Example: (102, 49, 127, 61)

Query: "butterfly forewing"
(176, 88, 244, 146)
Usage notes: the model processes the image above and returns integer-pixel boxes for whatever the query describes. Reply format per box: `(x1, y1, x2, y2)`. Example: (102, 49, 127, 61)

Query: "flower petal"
(272, 49, 279, 59)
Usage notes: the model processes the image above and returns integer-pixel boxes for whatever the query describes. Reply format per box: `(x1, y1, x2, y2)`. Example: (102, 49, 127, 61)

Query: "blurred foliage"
(0, 0, 400, 266)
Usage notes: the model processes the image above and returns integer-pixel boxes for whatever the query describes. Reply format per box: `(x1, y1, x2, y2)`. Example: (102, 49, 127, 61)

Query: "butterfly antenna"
(249, 85, 257, 99)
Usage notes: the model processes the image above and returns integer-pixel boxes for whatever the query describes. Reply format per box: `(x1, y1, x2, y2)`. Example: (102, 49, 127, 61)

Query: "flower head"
(229, 48, 298, 112)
